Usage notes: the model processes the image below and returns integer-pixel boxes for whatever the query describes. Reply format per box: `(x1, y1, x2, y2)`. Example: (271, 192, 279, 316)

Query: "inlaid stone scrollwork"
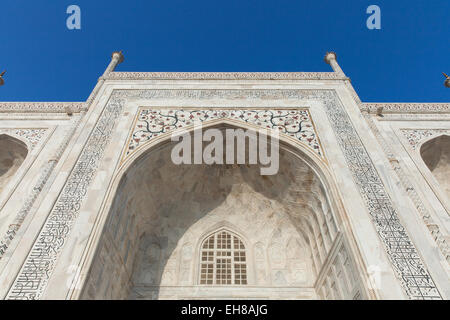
(401, 129, 450, 150)
(124, 108, 323, 162)
(0, 128, 47, 150)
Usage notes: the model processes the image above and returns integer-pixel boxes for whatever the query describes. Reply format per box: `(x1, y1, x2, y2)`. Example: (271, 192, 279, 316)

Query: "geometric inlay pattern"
(6, 89, 441, 300)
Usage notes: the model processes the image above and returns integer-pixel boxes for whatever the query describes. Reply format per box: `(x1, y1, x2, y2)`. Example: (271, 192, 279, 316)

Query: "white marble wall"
(367, 115, 450, 291)
(0, 113, 77, 266)
(0, 77, 447, 300)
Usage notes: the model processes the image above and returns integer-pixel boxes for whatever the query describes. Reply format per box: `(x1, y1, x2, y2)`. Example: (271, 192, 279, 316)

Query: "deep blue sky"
(0, 1, 449, 102)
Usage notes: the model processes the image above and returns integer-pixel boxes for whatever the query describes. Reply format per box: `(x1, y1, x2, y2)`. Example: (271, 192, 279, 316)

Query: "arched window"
(199, 229, 247, 285)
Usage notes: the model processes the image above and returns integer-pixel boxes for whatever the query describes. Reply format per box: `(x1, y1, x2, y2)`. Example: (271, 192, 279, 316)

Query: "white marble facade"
(0, 52, 448, 300)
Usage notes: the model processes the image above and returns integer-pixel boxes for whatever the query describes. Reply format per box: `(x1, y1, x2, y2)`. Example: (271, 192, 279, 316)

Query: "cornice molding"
(362, 103, 450, 114)
(105, 71, 344, 80)
(0, 102, 85, 114)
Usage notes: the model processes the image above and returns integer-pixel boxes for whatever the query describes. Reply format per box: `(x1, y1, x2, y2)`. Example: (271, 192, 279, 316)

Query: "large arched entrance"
(80, 123, 368, 300)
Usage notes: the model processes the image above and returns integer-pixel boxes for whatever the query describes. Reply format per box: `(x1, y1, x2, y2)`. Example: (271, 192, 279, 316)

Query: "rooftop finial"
(443, 72, 450, 88)
(0, 70, 5, 86)
(324, 52, 337, 64)
(103, 51, 125, 76)
(324, 51, 345, 77)
(112, 50, 125, 64)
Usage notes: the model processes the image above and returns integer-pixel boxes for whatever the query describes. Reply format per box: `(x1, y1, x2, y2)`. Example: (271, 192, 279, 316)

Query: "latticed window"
(199, 230, 247, 285)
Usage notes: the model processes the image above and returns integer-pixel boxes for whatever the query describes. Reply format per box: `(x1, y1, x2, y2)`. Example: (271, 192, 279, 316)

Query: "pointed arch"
(76, 120, 370, 300)
(119, 117, 327, 169)
(420, 134, 450, 200)
(0, 134, 28, 194)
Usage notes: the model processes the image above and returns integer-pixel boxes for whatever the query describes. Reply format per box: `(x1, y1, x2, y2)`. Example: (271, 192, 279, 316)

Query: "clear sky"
(0, 0, 449, 102)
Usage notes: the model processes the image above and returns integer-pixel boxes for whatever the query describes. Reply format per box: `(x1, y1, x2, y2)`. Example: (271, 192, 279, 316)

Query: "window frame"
(198, 228, 248, 286)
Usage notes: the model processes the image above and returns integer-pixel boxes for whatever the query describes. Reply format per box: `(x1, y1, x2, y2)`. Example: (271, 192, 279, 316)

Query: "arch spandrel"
(0, 128, 47, 152)
(401, 128, 450, 151)
(119, 107, 325, 166)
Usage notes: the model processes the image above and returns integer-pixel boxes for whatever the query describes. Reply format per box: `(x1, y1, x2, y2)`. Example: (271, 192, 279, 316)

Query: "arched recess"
(0, 134, 28, 195)
(77, 121, 370, 300)
(420, 135, 450, 201)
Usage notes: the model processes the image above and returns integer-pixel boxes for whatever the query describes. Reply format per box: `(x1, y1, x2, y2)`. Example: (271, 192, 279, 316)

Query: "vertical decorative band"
(7, 94, 125, 299)
(321, 91, 441, 299)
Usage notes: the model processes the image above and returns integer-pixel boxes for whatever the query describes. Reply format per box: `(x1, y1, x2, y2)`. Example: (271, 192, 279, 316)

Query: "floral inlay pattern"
(0, 129, 47, 150)
(125, 108, 323, 161)
(401, 129, 450, 150)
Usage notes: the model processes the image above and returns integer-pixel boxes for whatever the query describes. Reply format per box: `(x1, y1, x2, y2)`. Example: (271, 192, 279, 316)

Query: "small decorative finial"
(112, 50, 125, 64)
(323, 51, 346, 76)
(443, 72, 450, 88)
(0, 70, 5, 86)
(324, 52, 337, 64)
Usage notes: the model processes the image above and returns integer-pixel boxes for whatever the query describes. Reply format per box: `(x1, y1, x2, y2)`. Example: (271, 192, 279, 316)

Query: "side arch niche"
(0, 134, 28, 194)
(79, 123, 369, 300)
(420, 134, 450, 200)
